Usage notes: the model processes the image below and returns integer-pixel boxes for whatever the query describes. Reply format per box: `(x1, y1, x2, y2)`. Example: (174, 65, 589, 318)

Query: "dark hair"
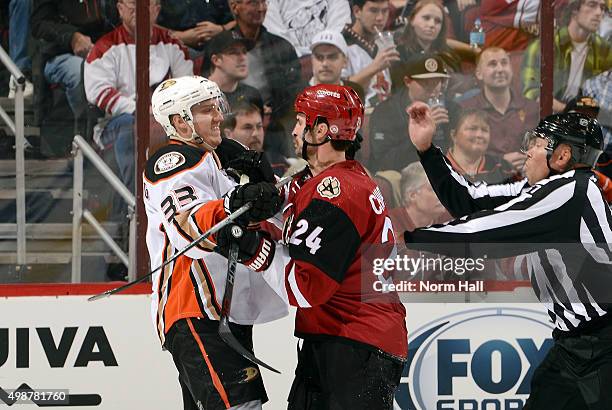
(221, 102, 261, 133)
(397, 0, 448, 53)
(330, 139, 353, 151)
(450, 108, 489, 136)
(559, 0, 586, 26)
(311, 117, 353, 152)
(352, 0, 389, 10)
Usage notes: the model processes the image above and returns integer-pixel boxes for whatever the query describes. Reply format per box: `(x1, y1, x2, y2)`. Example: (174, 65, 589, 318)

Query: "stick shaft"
(88, 173, 294, 301)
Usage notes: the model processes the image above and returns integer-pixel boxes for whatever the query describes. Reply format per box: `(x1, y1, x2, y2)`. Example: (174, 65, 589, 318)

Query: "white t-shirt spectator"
(263, 0, 351, 57)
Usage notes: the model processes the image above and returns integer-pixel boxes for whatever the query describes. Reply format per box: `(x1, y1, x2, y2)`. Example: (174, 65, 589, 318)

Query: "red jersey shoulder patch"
(316, 176, 341, 199)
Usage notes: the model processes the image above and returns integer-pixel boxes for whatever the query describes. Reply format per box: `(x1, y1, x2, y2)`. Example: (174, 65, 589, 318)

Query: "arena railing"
(71, 135, 137, 282)
(0, 45, 28, 268)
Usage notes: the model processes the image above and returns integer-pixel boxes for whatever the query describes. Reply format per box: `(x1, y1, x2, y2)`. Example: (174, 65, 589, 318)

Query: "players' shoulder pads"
(145, 144, 206, 183)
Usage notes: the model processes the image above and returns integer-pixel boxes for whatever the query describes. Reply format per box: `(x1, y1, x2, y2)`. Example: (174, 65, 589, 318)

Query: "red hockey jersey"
(282, 160, 408, 360)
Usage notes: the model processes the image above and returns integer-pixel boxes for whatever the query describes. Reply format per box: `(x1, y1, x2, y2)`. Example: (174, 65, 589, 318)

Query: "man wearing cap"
(228, 0, 302, 158)
(207, 31, 264, 114)
(369, 54, 458, 172)
(308, 30, 365, 101)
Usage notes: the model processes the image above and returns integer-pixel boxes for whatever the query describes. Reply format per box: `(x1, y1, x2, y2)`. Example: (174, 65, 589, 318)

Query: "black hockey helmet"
(521, 112, 604, 168)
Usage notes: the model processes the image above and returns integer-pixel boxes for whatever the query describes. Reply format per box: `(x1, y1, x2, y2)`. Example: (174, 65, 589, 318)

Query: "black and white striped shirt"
(406, 146, 612, 333)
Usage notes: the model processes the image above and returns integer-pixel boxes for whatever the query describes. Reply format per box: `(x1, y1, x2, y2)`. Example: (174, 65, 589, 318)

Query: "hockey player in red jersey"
(218, 84, 408, 408)
(145, 75, 285, 410)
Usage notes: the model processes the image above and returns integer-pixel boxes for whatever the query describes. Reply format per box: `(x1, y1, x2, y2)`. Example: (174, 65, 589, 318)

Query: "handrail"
(73, 135, 136, 208)
(0, 45, 26, 267)
(72, 135, 137, 282)
(0, 45, 25, 84)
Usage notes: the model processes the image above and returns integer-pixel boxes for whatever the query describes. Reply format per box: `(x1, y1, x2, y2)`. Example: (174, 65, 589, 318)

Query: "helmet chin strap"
(170, 112, 217, 152)
(191, 130, 216, 152)
(301, 127, 331, 160)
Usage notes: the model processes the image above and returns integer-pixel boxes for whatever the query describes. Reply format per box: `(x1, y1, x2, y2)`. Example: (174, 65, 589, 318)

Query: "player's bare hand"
(195, 21, 224, 42)
(407, 102, 435, 152)
(171, 28, 200, 48)
(372, 46, 400, 71)
(430, 106, 449, 125)
(503, 151, 527, 172)
(71, 32, 93, 58)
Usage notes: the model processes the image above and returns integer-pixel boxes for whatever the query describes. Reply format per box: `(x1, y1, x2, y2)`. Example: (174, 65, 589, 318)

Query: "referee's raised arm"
(406, 102, 527, 217)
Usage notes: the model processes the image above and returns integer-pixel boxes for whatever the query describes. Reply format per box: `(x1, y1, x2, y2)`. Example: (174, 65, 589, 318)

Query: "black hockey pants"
(287, 339, 404, 410)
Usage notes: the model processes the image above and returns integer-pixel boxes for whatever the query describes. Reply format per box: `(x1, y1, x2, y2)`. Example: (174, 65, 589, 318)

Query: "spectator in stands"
(395, 0, 461, 72)
(222, 101, 289, 176)
(582, 70, 612, 149)
(521, 0, 611, 112)
(389, 161, 448, 239)
(32, 0, 111, 125)
(308, 30, 365, 101)
(84, 0, 193, 193)
(229, 0, 301, 157)
(479, 0, 540, 52)
(206, 31, 263, 114)
(369, 54, 458, 172)
(599, 0, 611, 40)
(342, 0, 400, 108)
(8, 0, 33, 98)
(446, 108, 514, 184)
(158, 0, 235, 56)
(460, 47, 538, 173)
(263, 0, 351, 58)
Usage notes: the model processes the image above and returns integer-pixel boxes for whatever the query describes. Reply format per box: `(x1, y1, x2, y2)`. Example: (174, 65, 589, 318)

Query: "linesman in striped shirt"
(405, 101, 612, 409)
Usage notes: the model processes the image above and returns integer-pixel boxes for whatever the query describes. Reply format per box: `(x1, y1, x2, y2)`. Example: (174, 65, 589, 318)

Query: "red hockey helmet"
(294, 84, 364, 142)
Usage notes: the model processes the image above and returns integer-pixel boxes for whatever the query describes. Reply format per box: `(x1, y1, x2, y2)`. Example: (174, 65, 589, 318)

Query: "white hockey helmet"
(151, 75, 229, 150)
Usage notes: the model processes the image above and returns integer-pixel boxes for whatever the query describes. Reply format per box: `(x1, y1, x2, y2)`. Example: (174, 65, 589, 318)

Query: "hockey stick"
(88, 173, 294, 302)
(218, 226, 280, 373)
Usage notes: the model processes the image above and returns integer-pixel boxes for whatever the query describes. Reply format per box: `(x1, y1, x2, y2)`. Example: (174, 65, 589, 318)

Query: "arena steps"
(0, 96, 39, 138)
(0, 157, 126, 282)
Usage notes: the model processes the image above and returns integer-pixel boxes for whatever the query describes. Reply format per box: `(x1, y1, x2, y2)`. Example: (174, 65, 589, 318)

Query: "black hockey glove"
(215, 138, 247, 168)
(224, 182, 283, 223)
(226, 150, 276, 183)
(215, 224, 276, 272)
(346, 131, 364, 160)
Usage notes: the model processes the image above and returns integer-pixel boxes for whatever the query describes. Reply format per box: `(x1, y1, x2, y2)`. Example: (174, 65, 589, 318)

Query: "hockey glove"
(215, 224, 276, 272)
(346, 131, 363, 160)
(226, 150, 276, 183)
(224, 182, 283, 223)
(215, 138, 247, 168)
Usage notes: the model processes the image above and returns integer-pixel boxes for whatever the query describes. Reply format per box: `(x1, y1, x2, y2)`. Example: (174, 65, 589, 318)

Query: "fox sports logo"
(395, 307, 554, 410)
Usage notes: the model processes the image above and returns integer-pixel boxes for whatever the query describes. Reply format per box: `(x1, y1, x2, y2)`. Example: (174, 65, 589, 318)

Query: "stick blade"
(87, 291, 111, 302)
(218, 321, 280, 374)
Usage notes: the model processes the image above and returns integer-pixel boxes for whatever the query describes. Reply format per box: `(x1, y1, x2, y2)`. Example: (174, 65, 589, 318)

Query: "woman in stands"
(395, 0, 461, 72)
(445, 108, 514, 184)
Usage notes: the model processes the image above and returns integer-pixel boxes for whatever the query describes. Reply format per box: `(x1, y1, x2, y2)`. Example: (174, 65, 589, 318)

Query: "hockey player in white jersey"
(145, 75, 285, 410)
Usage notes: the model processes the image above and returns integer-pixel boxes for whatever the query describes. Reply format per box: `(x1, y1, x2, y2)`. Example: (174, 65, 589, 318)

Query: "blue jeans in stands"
(43, 53, 86, 119)
(100, 113, 135, 194)
(9, 0, 32, 73)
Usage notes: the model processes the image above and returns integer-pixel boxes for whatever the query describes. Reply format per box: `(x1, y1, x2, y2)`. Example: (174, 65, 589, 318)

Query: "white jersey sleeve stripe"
(423, 181, 575, 234)
(288, 264, 311, 308)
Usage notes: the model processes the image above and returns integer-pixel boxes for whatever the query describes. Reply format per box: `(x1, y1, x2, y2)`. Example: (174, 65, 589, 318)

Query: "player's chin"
(209, 128, 222, 146)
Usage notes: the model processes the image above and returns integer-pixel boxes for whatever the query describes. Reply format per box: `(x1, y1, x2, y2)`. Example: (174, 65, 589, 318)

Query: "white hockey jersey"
(143, 141, 288, 346)
(84, 24, 193, 117)
(263, 0, 351, 57)
(342, 26, 392, 109)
